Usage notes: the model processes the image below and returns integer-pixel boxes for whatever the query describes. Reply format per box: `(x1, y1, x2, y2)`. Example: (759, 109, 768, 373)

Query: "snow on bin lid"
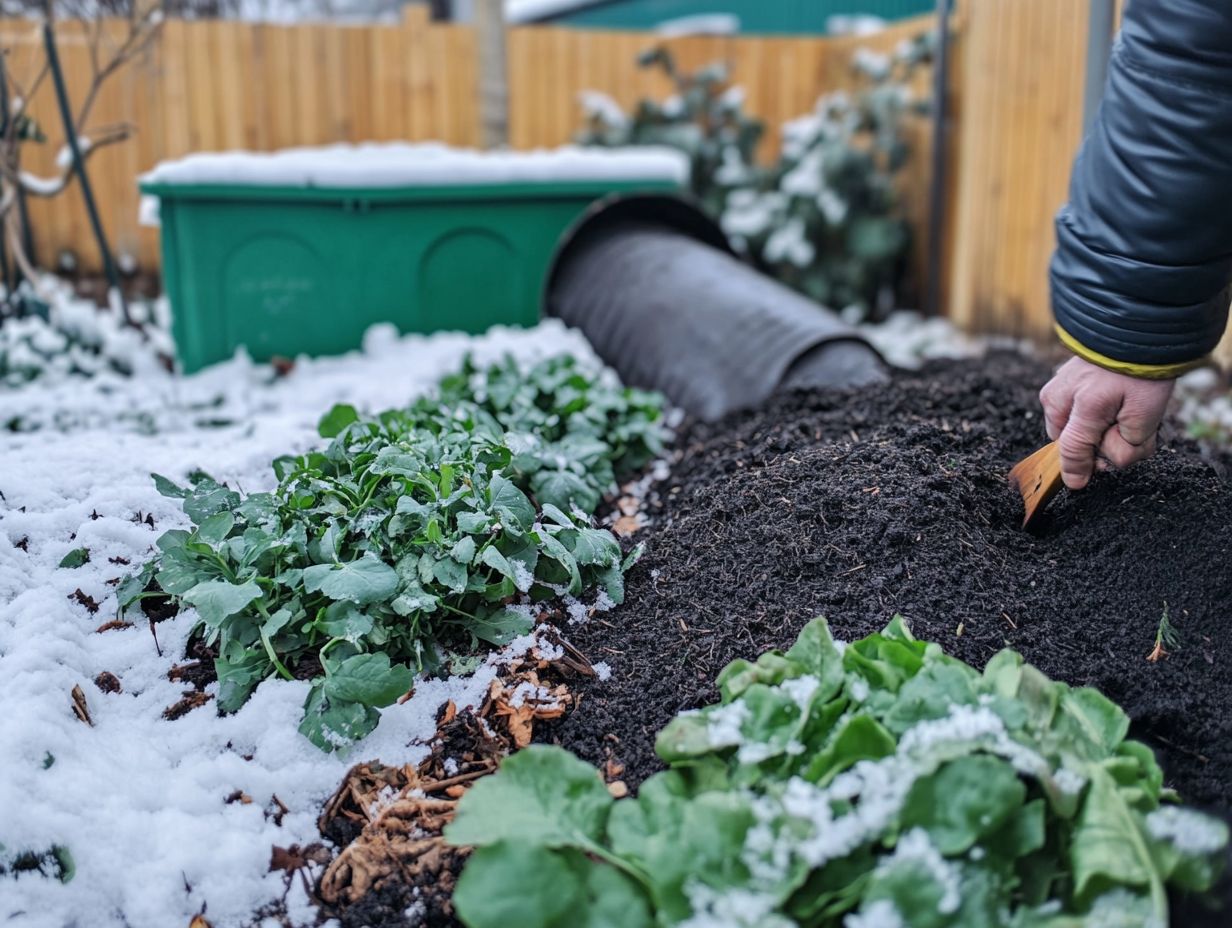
(140, 142, 690, 189)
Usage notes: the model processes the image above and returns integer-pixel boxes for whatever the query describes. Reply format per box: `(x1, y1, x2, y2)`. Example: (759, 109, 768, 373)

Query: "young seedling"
(1147, 602, 1179, 663)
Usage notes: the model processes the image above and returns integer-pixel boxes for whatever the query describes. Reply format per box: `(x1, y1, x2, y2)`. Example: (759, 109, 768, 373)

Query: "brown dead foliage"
(69, 589, 101, 614)
(95, 619, 135, 633)
(318, 765, 468, 907)
(163, 690, 214, 721)
(71, 685, 92, 726)
(315, 630, 596, 915)
(93, 671, 122, 694)
(611, 494, 645, 538)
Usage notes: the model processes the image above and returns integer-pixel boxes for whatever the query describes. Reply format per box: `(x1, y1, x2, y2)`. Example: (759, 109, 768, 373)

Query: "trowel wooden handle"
(1008, 441, 1063, 527)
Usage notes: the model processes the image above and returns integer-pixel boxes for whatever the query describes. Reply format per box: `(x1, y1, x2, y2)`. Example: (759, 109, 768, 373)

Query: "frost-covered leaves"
(447, 617, 1229, 928)
(123, 355, 665, 752)
(575, 49, 764, 218)
(574, 36, 933, 318)
(720, 36, 934, 319)
(0, 280, 169, 393)
(437, 353, 667, 497)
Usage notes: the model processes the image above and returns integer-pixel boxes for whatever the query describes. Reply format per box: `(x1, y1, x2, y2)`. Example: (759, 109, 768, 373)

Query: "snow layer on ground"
(656, 14, 740, 37)
(858, 310, 986, 370)
(506, 0, 596, 23)
(141, 142, 690, 190)
(0, 319, 598, 928)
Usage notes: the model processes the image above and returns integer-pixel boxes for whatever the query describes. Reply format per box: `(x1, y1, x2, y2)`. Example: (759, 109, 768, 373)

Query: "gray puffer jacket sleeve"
(1050, 0, 1232, 378)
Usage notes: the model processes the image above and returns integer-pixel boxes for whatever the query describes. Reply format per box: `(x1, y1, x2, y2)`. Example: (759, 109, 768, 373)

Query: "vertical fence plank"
(946, 0, 1091, 339)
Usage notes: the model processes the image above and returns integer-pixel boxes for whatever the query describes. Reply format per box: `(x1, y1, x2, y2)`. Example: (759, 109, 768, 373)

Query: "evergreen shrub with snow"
(120, 354, 666, 751)
(447, 616, 1228, 928)
(577, 37, 932, 319)
(0, 278, 169, 388)
(577, 48, 765, 218)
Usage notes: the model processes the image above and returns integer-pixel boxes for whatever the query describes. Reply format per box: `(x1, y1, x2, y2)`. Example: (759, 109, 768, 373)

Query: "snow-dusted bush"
(0, 277, 171, 387)
(578, 36, 933, 320)
(576, 48, 764, 218)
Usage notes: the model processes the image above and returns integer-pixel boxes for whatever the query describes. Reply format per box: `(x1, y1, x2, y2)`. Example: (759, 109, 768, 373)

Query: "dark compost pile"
(549, 354, 1232, 813)
(332, 353, 1232, 928)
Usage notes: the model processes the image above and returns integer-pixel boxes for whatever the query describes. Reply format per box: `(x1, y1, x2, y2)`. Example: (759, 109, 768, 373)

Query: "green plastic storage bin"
(140, 144, 686, 373)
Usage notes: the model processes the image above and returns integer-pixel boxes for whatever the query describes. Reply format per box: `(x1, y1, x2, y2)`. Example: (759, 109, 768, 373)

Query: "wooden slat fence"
(0, 10, 932, 279)
(1, 1, 1113, 345)
(0, 8, 481, 271)
(945, 0, 1092, 340)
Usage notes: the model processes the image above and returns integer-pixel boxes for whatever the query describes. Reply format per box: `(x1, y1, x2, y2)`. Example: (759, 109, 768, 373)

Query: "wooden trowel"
(1008, 441, 1063, 528)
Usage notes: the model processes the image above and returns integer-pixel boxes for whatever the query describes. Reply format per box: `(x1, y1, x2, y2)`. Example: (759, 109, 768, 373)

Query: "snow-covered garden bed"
(4, 282, 1231, 928)
(0, 317, 606, 927)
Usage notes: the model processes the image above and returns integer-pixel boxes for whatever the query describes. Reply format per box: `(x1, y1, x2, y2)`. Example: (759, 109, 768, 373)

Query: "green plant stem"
(254, 601, 294, 681)
(439, 601, 479, 621)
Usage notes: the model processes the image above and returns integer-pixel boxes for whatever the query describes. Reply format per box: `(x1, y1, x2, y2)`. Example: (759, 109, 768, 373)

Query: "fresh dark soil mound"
(547, 354, 1232, 816)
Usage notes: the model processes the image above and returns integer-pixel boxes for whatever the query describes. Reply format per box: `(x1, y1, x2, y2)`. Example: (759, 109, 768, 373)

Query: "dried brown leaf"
(71, 685, 93, 726)
(94, 619, 134, 634)
(162, 690, 213, 721)
(612, 514, 642, 538)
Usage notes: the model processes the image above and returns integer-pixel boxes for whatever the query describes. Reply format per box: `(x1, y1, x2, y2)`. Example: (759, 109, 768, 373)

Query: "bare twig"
(6, 122, 133, 196)
(0, 1, 160, 299)
(4, 208, 42, 293)
(74, 6, 162, 134)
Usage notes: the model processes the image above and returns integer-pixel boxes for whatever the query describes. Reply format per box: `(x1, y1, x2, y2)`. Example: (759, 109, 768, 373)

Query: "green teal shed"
(505, 0, 934, 35)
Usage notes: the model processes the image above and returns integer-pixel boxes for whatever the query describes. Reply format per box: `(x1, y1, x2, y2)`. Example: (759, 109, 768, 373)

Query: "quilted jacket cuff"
(1054, 324, 1207, 380)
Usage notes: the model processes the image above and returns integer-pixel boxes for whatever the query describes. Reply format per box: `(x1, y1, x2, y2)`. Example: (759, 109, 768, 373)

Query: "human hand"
(1038, 356, 1175, 490)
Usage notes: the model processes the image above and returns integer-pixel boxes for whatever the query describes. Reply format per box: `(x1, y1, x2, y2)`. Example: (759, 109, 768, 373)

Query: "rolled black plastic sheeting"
(544, 194, 888, 421)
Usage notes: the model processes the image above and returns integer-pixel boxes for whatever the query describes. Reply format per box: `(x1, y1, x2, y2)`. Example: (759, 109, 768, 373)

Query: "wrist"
(1055, 324, 1200, 381)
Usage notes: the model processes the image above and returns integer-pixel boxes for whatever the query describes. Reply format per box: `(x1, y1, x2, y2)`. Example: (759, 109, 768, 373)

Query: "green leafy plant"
(578, 37, 933, 319)
(436, 354, 667, 513)
(722, 36, 933, 318)
(576, 49, 765, 216)
(447, 616, 1228, 928)
(58, 547, 89, 569)
(121, 355, 666, 752)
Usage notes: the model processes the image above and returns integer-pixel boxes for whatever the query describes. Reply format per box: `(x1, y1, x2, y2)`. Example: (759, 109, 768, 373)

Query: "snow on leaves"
(120, 354, 666, 752)
(446, 617, 1229, 928)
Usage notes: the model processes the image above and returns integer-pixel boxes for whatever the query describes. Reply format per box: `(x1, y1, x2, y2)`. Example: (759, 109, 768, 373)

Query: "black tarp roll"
(544, 194, 887, 421)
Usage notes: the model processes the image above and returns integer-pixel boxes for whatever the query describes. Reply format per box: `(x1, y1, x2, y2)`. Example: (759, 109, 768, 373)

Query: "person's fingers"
(1117, 380, 1174, 446)
(1098, 425, 1154, 471)
(1058, 396, 1118, 490)
(1039, 380, 1072, 442)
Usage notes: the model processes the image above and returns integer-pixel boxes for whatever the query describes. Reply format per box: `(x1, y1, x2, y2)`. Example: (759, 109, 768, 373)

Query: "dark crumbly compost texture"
(330, 354, 1232, 926)
(548, 355, 1232, 816)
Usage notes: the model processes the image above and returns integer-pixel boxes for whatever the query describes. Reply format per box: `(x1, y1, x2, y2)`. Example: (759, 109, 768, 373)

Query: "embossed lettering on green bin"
(142, 174, 681, 373)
